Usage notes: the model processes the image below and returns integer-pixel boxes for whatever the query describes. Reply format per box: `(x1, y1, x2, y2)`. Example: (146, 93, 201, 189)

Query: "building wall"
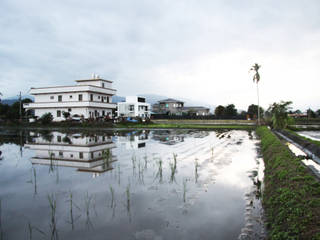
(117, 102, 150, 118)
(77, 80, 112, 88)
(159, 102, 184, 115)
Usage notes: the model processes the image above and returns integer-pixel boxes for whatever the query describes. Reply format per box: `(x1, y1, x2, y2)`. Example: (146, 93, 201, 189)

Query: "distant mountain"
(112, 95, 125, 103)
(1, 95, 34, 105)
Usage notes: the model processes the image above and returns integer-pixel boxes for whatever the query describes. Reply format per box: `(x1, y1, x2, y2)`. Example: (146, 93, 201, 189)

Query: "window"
(102, 83, 105, 88)
(79, 152, 83, 159)
(68, 108, 72, 112)
(69, 95, 73, 99)
(59, 151, 63, 157)
(102, 110, 105, 116)
(78, 94, 83, 101)
(90, 94, 93, 101)
(165, 104, 169, 108)
(57, 136, 61, 142)
(58, 95, 62, 102)
(107, 97, 109, 103)
(57, 110, 61, 117)
(50, 96, 54, 100)
(70, 154, 73, 158)
(129, 105, 134, 111)
(91, 152, 94, 159)
(101, 96, 104, 102)
(98, 96, 100, 99)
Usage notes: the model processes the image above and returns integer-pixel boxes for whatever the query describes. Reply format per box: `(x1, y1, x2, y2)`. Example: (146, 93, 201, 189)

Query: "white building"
(117, 96, 150, 118)
(24, 76, 117, 121)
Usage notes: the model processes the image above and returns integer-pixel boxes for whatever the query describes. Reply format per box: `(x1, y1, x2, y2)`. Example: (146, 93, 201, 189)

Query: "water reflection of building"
(25, 132, 117, 175)
(152, 130, 185, 145)
(117, 130, 149, 149)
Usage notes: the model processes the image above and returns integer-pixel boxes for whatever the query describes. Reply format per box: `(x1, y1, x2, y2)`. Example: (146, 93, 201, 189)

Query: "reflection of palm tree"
(0, 92, 2, 101)
(250, 63, 261, 125)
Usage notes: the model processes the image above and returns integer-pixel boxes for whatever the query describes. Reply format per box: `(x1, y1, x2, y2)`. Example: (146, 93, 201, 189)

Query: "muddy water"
(0, 129, 265, 240)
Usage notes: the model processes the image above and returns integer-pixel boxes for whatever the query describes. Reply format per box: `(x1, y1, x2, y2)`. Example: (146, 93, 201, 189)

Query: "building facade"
(117, 96, 150, 118)
(24, 77, 117, 121)
(181, 106, 210, 116)
(153, 98, 184, 115)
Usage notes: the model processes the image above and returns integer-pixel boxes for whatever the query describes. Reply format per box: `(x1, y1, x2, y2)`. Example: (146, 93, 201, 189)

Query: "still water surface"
(0, 129, 264, 240)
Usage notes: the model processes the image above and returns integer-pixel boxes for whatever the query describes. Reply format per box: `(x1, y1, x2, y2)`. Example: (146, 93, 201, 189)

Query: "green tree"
(39, 112, 53, 125)
(247, 104, 264, 119)
(63, 111, 70, 120)
(224, 104, 237, 118)
(268, 101, 292, 129)
(307, 108, 316, 118)
(316, 109, 320, 118)
(250, 63, 261, 125)
(214, 105, 225, 118)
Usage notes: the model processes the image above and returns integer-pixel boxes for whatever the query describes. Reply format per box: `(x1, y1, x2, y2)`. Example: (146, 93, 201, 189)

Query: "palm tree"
(250, 63, 261, 125)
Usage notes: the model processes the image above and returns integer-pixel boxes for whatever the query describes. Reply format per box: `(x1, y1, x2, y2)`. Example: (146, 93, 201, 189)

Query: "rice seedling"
(84, 192, 93, 228)
(183, 179, 187, 203)
(194, 159, 200, 183)
(33, 168, 37, 196)
(211, 147, 214, 158)
(27, 222, 46, 240)
(102, 149, 112, 169)
(48, 194, 58, 240)
(131, 154, 136, 175)
(109, 186, 115, 208)
(143, 153, 148, 170)
(49, 152, 55, 173)
(126, 184, 131, 221)
(116, 165, 120, 185)
(137, 159, 144, 184)
(155, 158, 163, 183)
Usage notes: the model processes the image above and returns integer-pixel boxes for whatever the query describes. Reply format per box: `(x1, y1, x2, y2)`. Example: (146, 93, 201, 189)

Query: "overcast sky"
(1, 0, 319, 111)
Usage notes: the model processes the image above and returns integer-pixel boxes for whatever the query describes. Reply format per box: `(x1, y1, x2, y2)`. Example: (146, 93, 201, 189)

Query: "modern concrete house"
(182, 106, 210, 116)
(117, 96, 150, 118)
(24, 76, 117, 121)
(25, 132, 117, 175)
(153, 98, 184, 115)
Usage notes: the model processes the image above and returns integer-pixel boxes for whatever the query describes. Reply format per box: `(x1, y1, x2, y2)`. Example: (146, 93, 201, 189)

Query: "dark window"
(79, 152, 83, 159)
(57, 110, 61, 117)
(138, 97, 146, 103)
(58, 95, 62, 102)
(102, 110, 105, 116)
(138, 143, 146, 148)
(91, 152, 94, 159)
(59, 151, 63, 157)
(69, 95, 72, 99)
(50, 96, 54, 100)
(57, 136, 61, 142)
(78, 94, 83, 101)
(107, 97, 109, 103)
(68, 108, 72, 112)
(129, 105, 134, 111)
(90, 94, 93, 101)
(102, 83, 105, 88)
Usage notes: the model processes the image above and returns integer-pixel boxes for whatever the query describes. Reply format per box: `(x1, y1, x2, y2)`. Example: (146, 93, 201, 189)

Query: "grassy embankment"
(256, 126, 320, 240)
(0, 121, 255, 130)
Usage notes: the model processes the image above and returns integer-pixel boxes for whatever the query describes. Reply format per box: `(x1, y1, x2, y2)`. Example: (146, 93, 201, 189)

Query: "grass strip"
(256, 126, 320, 240)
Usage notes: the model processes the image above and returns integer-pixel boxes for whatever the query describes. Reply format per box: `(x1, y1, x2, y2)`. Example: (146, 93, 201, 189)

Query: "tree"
(307, 108, 316, 119)
(268, 101, 292, 129)
(224, 104, 237, 118)
(316, 109, 320, 118)
(250, 63, 261, 125)
(39, 112, 53, 125)
(247, 104, 264, 119)
(214, 105, 225, 118)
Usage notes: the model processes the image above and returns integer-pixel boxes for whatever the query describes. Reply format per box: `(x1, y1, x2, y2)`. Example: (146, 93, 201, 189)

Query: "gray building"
(152, 98, 184, 115)
(181, 106, 210, 116)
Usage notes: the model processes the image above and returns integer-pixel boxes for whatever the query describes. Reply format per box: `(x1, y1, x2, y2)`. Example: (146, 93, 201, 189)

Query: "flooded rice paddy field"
(0, 129, 265, 240)
(298, 131, 320, 141)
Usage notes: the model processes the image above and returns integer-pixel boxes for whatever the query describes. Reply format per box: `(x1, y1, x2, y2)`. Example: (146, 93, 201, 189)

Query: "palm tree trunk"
(257, 82, 260, 125)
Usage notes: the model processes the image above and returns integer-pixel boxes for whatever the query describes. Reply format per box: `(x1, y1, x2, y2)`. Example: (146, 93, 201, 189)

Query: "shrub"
(39, 112, 53, 125)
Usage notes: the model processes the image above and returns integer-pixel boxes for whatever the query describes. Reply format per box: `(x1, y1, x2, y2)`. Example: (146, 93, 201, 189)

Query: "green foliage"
(39, 112, 53, 125)
(0, 98, 33, 120)
(256, 127, 320, 239)
(250, 63, 261, 83)
(268, 101, 292, 129)
(224, 104, 237, 117)
(214, 105, 225, 118)
(63, 111, 70, 119)
(247, 104, 264, 119)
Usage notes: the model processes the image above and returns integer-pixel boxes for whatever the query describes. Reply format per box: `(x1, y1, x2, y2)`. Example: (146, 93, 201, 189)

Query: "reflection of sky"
(0, 130, 261, 240)
(298, 131, 320, 141)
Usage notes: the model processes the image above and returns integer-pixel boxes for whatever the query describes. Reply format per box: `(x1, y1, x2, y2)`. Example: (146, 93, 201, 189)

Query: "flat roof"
(75, 78, 113, 83)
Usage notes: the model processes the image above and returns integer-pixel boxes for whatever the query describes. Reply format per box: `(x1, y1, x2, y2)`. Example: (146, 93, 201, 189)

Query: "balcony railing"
(24, 101, 117, 109)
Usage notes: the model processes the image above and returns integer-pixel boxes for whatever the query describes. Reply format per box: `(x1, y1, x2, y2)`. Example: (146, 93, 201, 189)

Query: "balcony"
(24, 101, 117, 109)
(30, 85, 117, 96)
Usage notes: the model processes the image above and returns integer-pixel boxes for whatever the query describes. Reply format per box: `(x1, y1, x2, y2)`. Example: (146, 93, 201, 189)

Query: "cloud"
(0, 0, 320, 111)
